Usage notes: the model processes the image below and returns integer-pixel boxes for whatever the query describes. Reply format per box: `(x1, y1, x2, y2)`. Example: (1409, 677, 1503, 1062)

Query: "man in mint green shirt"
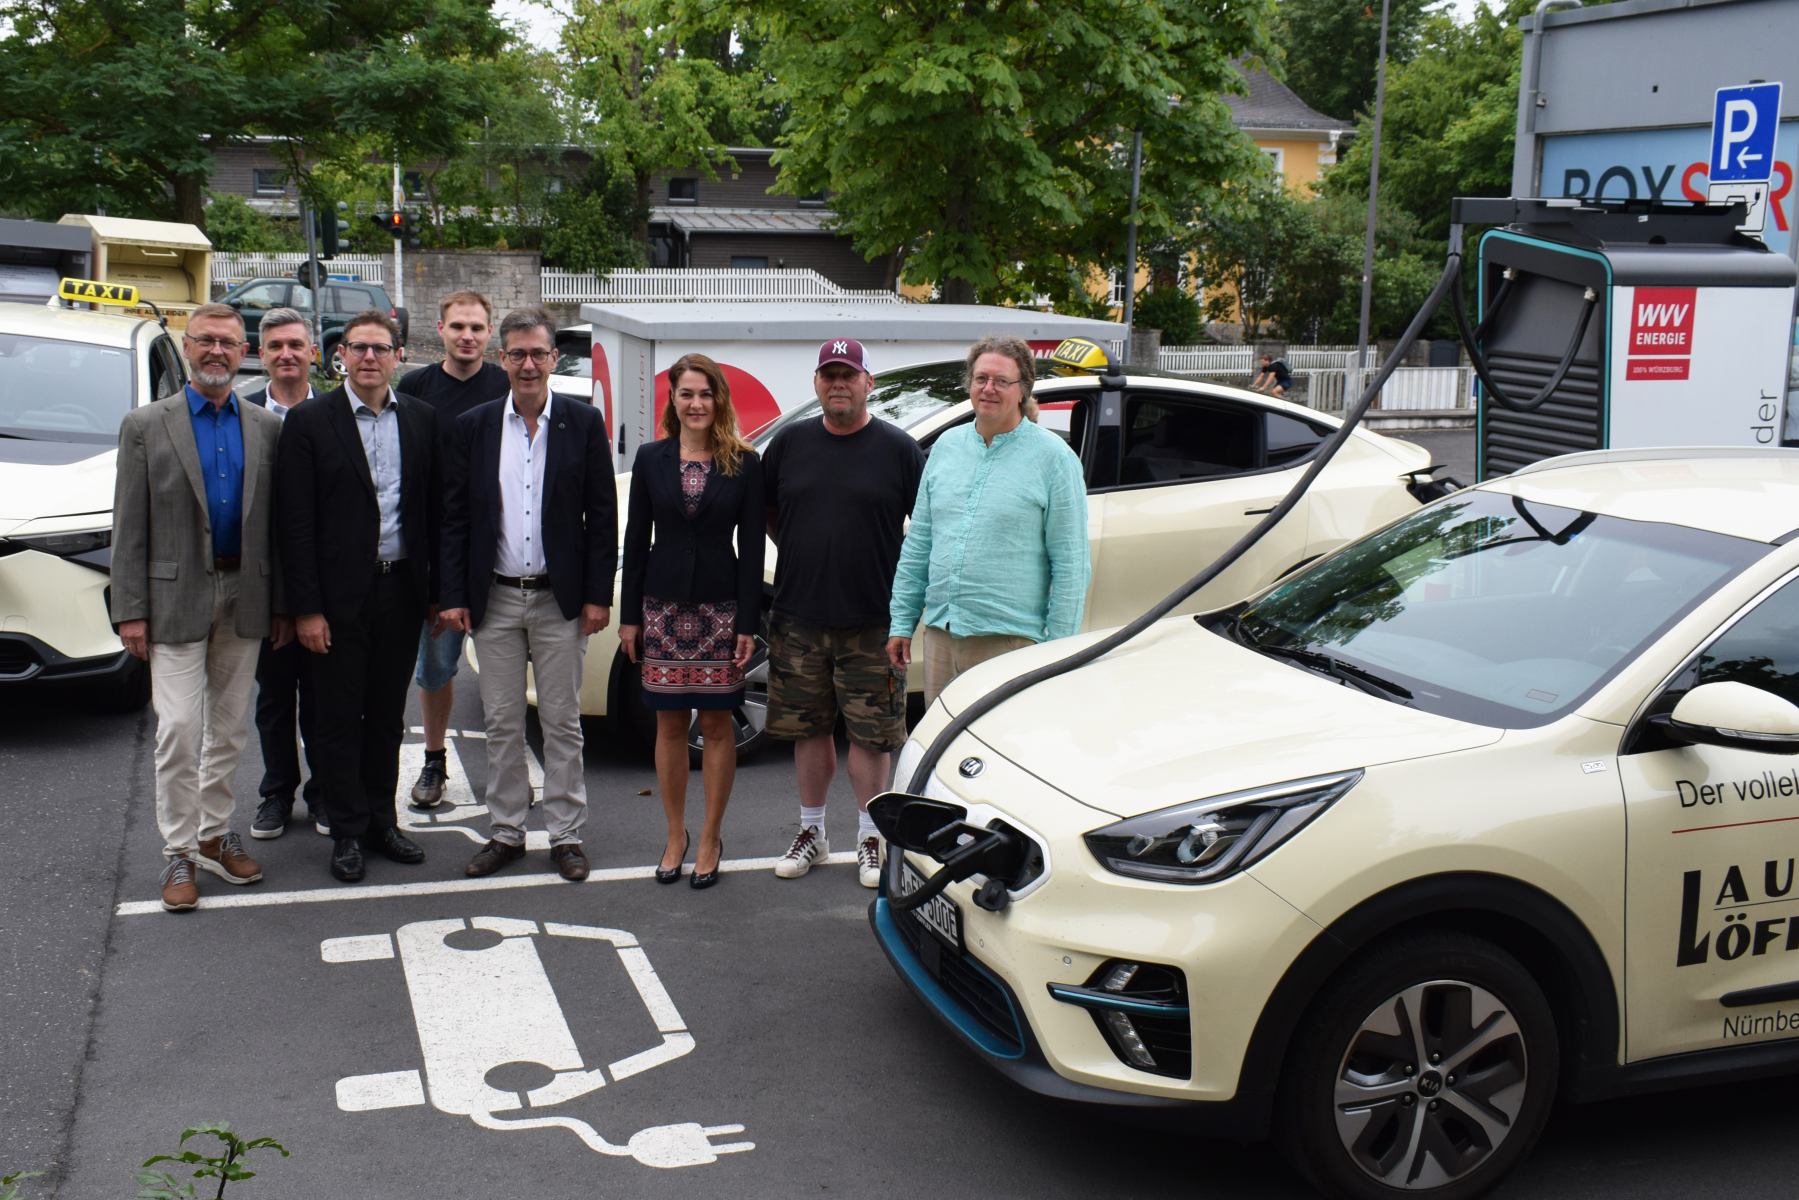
(887, 334, 1091, 705)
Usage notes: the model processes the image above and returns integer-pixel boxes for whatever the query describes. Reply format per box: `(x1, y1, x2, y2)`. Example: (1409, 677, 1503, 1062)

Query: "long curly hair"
(660, 353, 754, 476)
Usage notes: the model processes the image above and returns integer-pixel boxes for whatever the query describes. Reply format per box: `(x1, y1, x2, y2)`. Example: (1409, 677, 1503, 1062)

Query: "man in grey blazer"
(112, 303, 291, 912)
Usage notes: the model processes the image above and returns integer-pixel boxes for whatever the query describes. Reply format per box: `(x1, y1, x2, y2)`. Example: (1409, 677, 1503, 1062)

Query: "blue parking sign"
(1711, 83, 1782, 183)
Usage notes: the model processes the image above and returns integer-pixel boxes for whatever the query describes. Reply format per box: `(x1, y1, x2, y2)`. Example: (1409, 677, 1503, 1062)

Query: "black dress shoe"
(690, 838, 722, 890)
(374, 827, 426, 864)
(551, 843, 589, 882)
(655, 830, 690, 884)
(330, 837, 365, 882)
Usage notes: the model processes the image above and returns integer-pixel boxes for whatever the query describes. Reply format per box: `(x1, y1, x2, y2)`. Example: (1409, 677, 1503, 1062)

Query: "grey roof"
(1224, 68, 1353, 134)
(579, 301, 1122, 342)
(651, 206, 833, 235)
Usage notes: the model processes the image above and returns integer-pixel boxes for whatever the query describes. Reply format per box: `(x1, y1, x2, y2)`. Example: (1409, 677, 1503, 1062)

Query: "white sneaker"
(774, 826, 829, 879)
(857, 835, 883, 888)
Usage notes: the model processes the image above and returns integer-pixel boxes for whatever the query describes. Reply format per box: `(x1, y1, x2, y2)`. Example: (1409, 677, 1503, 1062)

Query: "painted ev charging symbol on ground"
(323, 918, 753, 1168)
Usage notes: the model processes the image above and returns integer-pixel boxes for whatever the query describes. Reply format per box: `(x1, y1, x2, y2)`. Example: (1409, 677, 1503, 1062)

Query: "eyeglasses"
(971, 374, 1021, 391)
(342, 341, 396, 358)
(501, 348, 555, 365)
(185, 335, 244, 352)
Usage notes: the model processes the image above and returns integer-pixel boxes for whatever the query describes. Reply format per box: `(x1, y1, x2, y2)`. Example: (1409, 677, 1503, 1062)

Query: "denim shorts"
(415, 624, 466, 691)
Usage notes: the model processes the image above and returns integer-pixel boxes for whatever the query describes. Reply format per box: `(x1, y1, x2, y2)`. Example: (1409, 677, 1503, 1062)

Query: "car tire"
(94, 655, 151, 713)
(1274, 932, 1559, 1200)
(322, 338, 347, 380)
(617, 635, 772, 768)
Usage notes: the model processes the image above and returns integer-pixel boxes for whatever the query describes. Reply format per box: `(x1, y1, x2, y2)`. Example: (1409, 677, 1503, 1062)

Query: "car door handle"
(1244, 507, 1276, 515)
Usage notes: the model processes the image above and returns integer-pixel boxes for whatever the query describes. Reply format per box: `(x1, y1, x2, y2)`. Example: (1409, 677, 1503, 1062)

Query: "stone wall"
(382, 250, 542, 351)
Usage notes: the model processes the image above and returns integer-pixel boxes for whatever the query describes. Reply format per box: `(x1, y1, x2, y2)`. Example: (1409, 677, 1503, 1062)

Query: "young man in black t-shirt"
(764, 337, 924, 887)
(395, 290, 511, 808)
(1251, 352, 1292, 398)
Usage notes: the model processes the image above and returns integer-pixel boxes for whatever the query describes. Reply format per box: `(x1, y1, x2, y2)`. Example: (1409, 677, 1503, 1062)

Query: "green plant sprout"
(2, 1170, 45, 1200)
(136, 1123, 287, 1200)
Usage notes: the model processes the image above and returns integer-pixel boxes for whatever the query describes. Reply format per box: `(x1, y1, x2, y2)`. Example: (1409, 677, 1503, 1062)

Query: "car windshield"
(750, 360, 969, 446)
(1228, 489, 1769, 728)
(552, 351, 588, 377)
(0, 332, 136, 443)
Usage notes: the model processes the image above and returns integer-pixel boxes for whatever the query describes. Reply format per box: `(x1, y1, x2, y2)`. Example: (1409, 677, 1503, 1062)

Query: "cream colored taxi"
(0, 297, 186, 709)
(871, 448, 1799, 1198)
(535, 357, 1440, 760)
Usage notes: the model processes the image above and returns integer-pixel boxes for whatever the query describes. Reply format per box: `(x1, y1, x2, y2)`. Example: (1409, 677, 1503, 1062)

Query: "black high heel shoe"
(655, 830, 690, 884)
(690, 837, 723, 889)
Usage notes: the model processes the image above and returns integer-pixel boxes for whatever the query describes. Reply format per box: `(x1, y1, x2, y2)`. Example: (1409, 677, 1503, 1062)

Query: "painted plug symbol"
(325, 917, 752, 1168)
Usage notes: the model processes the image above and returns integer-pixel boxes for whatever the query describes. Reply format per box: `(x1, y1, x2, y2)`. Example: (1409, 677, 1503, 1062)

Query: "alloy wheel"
(1332, 979, 1528, 1189)
(687, 633, 769, 761)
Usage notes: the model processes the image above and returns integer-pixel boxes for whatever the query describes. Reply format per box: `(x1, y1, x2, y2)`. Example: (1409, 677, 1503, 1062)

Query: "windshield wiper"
(1250, 642, 1412, 705)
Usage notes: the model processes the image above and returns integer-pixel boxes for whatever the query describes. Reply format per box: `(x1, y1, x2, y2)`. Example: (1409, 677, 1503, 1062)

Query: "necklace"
(679, 436, 711, 459)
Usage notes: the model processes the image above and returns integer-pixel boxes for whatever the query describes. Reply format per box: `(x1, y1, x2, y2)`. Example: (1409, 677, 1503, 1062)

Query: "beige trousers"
(148, 570, 262, 859)
(920, 625, 1035, 707)
(472, 581, 588, 846)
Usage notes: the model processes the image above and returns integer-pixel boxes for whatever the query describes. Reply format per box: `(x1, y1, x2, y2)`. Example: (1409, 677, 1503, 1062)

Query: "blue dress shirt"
(186, 385, 244, 559)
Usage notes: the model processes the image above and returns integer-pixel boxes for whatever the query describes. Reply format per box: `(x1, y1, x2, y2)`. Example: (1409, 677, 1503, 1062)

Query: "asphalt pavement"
(9, 653, 1799, 1200)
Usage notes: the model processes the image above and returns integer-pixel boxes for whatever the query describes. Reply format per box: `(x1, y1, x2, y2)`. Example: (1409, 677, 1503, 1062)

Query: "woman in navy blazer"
(619, 355, 765, 888)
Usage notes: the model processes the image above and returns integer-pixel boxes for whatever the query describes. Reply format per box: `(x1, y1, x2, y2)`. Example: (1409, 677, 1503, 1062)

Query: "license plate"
(899, 860, 962, 953)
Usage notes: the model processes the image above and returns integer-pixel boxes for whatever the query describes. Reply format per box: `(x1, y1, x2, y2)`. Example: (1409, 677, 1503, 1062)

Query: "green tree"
(0, 0, 506, 230)
(1273, 0, 1430, 121)
(202, 192, 303, 254)
(1323, 0, 1526, 245)
(563, 0, 769, 242)
(716, 0, 1274, 305)
(542, 156, 652, 271)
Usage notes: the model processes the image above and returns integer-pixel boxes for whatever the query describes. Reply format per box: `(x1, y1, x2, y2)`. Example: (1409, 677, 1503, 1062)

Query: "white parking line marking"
(114, 852, 859, 915)
(396, 742, 551, 851)
(335, 1069, 425, 1111)
(320, 933, 395, 962)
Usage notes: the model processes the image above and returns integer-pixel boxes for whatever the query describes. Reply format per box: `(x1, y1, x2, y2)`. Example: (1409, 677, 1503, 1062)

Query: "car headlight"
(1082, 770, 1362, 885)
(7, 528, 111, 556)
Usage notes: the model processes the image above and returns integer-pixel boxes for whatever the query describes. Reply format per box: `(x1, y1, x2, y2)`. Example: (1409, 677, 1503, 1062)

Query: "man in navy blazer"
(439, 307, 616, 882)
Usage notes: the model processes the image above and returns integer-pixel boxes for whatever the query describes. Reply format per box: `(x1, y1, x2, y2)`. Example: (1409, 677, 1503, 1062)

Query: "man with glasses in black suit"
(275, 309, 442, 882)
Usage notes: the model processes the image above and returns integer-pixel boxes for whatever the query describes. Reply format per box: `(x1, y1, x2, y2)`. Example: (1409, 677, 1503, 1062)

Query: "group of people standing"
(111, 288, 1090, 913)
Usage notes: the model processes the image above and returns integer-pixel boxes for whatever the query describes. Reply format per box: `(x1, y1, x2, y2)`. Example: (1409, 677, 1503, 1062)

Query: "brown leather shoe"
(466, 838, 526, 877)
(197, 832, 263, 884)
(161, 857, 200, 912)
(551, 843, 589, 882)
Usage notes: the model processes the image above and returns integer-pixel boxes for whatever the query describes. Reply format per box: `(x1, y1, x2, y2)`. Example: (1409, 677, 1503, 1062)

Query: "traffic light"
(370, 209, 423, 249)
(312, 200, 350, 259)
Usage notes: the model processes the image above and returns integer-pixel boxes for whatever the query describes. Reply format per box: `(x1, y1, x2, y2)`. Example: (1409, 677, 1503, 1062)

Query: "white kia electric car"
(872, 447, 1799, 1199)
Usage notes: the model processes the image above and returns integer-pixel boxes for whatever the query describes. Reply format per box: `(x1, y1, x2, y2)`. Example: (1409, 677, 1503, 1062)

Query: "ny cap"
(817, 337, 872, 374)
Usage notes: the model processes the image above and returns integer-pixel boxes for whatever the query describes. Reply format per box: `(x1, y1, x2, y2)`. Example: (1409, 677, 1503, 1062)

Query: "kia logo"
(958, 757, 985, 778)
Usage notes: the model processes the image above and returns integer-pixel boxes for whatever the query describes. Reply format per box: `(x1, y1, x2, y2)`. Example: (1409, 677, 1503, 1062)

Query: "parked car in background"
(0, 298, 187, 711)
(217, 276, 409, 376)
(549, 323, 594, 404)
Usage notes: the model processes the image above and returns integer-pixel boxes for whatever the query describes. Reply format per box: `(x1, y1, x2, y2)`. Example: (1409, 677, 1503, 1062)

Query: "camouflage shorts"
(765, 614, 909, 752)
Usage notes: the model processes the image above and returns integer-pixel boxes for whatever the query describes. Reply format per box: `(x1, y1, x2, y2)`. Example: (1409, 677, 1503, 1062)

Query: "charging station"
(1458, 197, 1797, 480)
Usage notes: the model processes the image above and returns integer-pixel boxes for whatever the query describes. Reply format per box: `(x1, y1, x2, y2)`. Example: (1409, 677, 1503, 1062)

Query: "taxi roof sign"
(59, 277, 138, 305)
(1047, 337, 1114, 376)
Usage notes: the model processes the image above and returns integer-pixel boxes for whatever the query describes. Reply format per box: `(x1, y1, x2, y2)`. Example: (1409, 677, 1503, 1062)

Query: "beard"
(193, 362, 234, 390)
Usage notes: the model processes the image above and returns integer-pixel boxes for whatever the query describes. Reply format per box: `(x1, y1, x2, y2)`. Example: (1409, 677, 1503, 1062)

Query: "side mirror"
(1666, 682, 1799, 754)
(226, 298, 242, 308)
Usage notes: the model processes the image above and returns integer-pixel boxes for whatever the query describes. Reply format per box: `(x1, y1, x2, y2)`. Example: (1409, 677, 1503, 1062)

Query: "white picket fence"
(543, 267, 901, 304)
(1300, 366, 1475, 414)
(213, 253, 385, 284)
(1158, 344, 1376, 375)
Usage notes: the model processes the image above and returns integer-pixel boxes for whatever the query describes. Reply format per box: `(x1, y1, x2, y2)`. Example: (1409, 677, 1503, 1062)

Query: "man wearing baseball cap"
(762, 337, 924, 887)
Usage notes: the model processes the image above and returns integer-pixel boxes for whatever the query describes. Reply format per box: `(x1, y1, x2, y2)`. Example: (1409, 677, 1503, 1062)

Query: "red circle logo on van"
(653, 364, 781, 438)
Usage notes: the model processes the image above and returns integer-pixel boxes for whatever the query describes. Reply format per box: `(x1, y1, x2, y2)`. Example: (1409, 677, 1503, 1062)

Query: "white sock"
(800, 806, 826, 843)
(858, 811, 879, 841)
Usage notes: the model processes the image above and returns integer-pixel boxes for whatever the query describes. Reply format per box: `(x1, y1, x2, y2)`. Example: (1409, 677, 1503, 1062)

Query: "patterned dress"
(640, 459, 744, 710)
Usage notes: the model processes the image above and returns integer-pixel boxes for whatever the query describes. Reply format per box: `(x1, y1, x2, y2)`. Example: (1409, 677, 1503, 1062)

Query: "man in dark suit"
(439, 307, 616, 882)
(276, 309, 440, 882)
(241, 308, 325, 840)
